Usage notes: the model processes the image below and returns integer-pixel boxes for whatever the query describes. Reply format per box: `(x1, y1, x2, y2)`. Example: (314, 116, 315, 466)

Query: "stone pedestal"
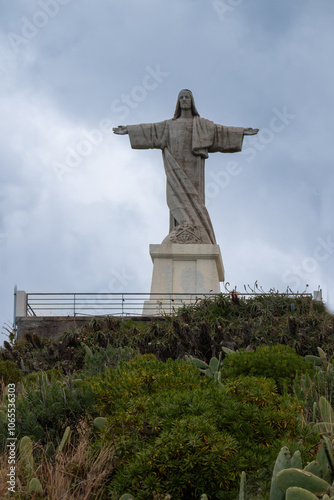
(143, 244, 224, 315)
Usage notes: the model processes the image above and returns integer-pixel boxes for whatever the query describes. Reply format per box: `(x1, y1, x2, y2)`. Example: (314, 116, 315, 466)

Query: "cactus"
(329, 479, 334, 498)
(28, 477, 43, 493)
(319, 397, 334, 424)
(314, 422, 334, 435)
(19, 436, 34, 474)
(200, 496, 209, 500)
(58, 426, 71, 453)
(285, 487, 318, 499)
(185, 352, 223, 380)
(94, 417, 107, 432)
(291, 450, 303, 469)
(275, 468, 331, 495)
(119, 495, 136, 500)
(312, 401, 317, 423)
(305, 355, 322, 367)
(316, 441, 332, 483)
(203, 354, 223, 381)
(310, 396, 334, 435)
(221, 346, 236, 355)
(238, 471, 246, 499)
(318, 347, 329, 364)
(323, 436, 334, 472)
(184, 355, 209, 370)
(269, 446, 291, 500)
(303, 461, 322, 478)
(304, 348, 333, 373)
(83, 344, 93, 357)
(209, 356, 219, 373)
(205, 353, 223, 380)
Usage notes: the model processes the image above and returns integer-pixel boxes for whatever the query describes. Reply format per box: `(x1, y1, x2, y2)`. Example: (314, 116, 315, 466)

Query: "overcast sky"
(1, 0, 334, 345)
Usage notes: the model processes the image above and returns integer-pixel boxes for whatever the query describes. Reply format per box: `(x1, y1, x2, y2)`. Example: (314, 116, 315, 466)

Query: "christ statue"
(113, 89, 258, 245)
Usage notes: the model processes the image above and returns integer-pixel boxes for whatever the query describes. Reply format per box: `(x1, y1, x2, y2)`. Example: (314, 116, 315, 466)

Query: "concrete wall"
(16, 315, 156, 341)
(16, 316, 94, 341)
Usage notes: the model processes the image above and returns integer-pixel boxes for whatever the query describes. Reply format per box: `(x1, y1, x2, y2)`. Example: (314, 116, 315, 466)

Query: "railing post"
(74, 293, 76, 316)
(15, 290, 27, 317)
(13, 286, 17, 339)
(122, 294, 124, 316)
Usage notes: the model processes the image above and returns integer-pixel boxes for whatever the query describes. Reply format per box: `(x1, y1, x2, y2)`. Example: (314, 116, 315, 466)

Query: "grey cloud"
(1, 0, 334, 343)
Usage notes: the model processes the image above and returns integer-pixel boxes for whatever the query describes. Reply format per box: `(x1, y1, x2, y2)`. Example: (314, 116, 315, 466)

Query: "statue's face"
(178, 91, 192, 110)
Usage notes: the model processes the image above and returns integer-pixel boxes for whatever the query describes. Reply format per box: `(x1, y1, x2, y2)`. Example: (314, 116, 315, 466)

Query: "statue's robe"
(127, 116, 244, 244)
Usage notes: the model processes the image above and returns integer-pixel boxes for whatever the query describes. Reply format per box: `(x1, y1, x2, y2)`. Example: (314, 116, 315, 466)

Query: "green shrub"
(81, 344, 138, 377)
(5, 372, 97, 447)
(22, 368, 63, 388)
(221, 345, 314, 392)
(90, 354, 316, 499)
(111, 416, 239, 499)
(0, 360, 23, 385)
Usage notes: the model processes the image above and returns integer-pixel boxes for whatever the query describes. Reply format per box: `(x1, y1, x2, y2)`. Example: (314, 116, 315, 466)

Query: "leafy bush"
(81, 344, 138, 377)
(22, 368, 63, 388)
(0, 360, 23, 385)
(221, 345, 314, 392)
(2, 372, 98, 447)
(90, 354, 317, 499)
(112, 416, 239, 499)
(2, 292, 334, 379)
(1, 293, 331, 498)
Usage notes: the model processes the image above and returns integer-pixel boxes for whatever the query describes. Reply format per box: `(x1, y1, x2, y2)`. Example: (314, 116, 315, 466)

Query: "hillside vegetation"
(1, 292, 334, 499)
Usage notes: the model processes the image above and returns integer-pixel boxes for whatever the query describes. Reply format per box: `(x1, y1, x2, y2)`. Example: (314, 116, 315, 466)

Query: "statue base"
(143, 243, 224, 315)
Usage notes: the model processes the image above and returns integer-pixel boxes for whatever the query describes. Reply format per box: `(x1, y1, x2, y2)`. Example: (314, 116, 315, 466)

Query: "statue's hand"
(243, 128, 259, 136)
(113, 125, 128, 135)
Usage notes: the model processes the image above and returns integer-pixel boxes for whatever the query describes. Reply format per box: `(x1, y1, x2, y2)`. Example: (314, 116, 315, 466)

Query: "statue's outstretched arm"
(113, 125, 128, 135)
(243, 128, 259, 136)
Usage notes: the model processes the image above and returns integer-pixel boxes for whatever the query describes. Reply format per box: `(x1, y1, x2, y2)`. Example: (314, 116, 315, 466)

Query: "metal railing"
(23, 291, 314, 318)
(25, 292, 217, 317)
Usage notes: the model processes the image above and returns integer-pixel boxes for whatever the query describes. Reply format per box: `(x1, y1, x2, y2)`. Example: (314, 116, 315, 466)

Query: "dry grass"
(0, 420, 116, 499)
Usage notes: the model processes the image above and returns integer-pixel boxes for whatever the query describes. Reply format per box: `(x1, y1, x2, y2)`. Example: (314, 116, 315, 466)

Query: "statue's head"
(173, 89, 199, 119)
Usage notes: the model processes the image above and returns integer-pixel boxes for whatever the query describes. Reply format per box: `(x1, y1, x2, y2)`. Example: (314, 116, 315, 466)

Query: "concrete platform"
(143, 243, 224, 314)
